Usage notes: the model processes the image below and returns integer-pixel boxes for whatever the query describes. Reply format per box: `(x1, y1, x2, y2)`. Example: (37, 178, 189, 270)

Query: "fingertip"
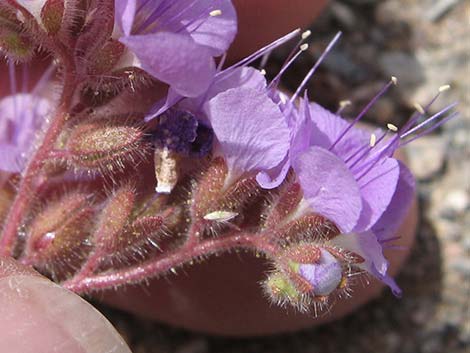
(0, 258, 131, 353)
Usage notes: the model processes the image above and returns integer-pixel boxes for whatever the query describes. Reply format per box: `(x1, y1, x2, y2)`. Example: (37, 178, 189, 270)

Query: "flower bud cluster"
(0, 0, 457, 313)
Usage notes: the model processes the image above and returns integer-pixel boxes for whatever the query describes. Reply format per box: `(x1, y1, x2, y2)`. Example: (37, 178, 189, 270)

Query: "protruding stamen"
(209, 9, 222, 17)
(387, 123, 398, 132)
(268, 45, 308, 90)
(330, 78, 395, 151)
(413, 102, 425, 114)
(336, 99, 351, 114)
(400, 111, 459, 146)
(301, 30, 312, 40)
(346, 130, 388, 169)
(439, 84, 451, 92)
(260, 69, 267, 76)
(400, 102, 458, 139)
(369, 134, 377, 147)
(401, 89, 446, 133)
(391, 76, 398, 85)
(225, 29, 301, 73)
(291, 32, 342, 103)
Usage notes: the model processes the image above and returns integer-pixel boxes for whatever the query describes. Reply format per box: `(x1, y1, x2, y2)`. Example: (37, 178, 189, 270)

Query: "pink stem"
(63, 233, 278, 294)
(0, 69, 76, 256)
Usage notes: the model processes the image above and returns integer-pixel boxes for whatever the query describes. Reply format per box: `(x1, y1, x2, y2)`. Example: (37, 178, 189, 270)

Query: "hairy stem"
(63, 233, 278, 294)
(0, 69, 76, 256)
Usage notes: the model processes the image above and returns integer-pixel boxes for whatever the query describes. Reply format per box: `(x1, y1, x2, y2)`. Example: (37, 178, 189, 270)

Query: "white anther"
(413, 102, 425, 114)
(203, 211, 238, 222)
(387, 123, 398, 132)
(300, 43, 309, 51)
(339, 100, 352, 108)
(369, 133, 377, 147)
(301, 30, 312, 39)
(391, 76, 398, 85)
(439, 84, 451, 92)
(260, 69, 267, 76)
(210, 9, 222, 17)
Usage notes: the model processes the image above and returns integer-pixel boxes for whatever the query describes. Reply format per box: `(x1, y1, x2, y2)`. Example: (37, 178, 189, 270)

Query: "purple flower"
(114, 0, 237, 97)
(330, 230, 402, 296)
(298, 249, 343, 296)
(298, 102, 403, 234)
(149, 65, 290, 185)
(205, 85, 290, 184)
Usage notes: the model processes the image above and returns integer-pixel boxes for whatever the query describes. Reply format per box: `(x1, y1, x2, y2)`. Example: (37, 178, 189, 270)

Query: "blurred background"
(99, 1, 469, 352)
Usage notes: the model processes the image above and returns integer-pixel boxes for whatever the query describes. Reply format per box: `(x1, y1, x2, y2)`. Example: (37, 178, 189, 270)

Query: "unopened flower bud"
(65, 117, 146, 173)
(265, 271, 302, 303)
(40, 0, 64, 35)
(87, 39, 126, 75)
(24, 192, 94, 268)
(94, 185, 136, 252)
(0, 26, 35, 61)
(297, 249, 343, 296)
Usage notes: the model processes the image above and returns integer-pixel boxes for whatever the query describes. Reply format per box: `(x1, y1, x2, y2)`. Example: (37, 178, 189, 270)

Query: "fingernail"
(0, 275, 131, 353)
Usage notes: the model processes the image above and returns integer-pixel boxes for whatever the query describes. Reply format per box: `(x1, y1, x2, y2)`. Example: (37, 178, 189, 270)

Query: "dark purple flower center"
(152, 109, 213, 157)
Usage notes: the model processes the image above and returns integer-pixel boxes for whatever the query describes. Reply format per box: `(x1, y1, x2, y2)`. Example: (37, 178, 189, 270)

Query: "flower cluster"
(0, 0, 457, 313)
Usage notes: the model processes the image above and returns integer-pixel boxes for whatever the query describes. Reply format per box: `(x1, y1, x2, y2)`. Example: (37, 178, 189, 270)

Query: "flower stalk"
(0, 0, 457, 315)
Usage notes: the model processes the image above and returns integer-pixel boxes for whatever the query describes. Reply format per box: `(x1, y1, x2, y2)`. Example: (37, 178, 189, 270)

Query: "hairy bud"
(263, 271, 312, 312)
(24, 192, 94, 269)
(74, 0, 115, 74)
(65, 117, 147, 173)
(41, 0, 64, 35)
(87, 39, 125, 75)
(93, 185, 135, 252)
(0, 26, 35, 61)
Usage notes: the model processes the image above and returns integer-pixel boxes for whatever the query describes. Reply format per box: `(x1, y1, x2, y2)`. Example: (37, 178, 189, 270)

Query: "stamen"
(259, 52, 271, 69)
(439, 84, 451, 92)
(302, 30, 312, 39)
(401, 89, 446, 133)
(223, 29, 301, 73)
(8, 59, 17, 96)
(391, 76, 398, 85)
(400, 102, 458, 138)
(336, 100, 351, 114)
(400, 112, 459, 146)
(8, 60, 18, 120)
(387, 123, 398, 132)
(291, 32, 342, 103)
(369, 133, 377, 147)
(267, 45, 308, 90)
(413, 102, 425, 114)
(209, 9, 222, 17)
(346, 130, 388, 169)
(21, 64, 28, 93)
(260, 69, 267, 76)
(216, 53, 227, 72)
(329, 77, 396, 151)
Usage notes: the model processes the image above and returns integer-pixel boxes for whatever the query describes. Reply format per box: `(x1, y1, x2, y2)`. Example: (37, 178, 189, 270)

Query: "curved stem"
(63, 233, 278, 294)
(0, 70, 76, 256)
